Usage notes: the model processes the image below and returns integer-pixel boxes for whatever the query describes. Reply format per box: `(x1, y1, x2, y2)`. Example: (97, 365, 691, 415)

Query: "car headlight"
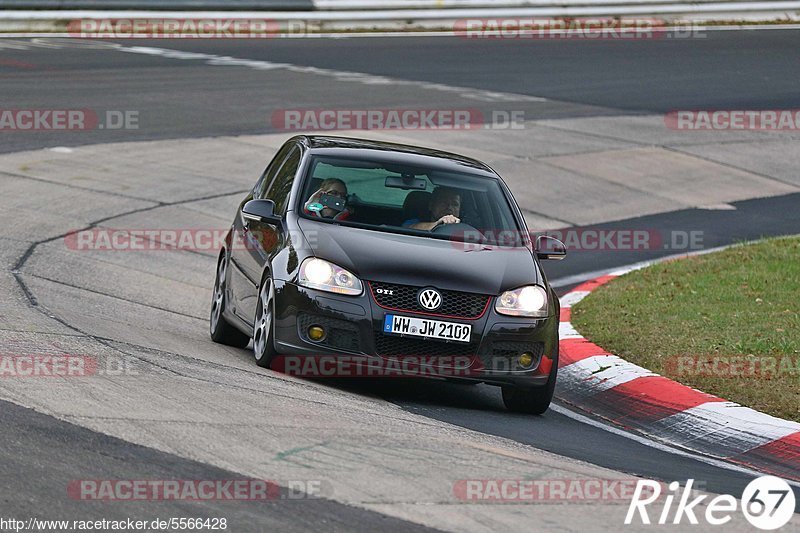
(298, 258, 363, 296)
(495, 285, 548, 317)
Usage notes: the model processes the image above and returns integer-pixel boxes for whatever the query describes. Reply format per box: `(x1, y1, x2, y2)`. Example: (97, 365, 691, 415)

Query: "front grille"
(374, 334, 478, 358)
(298, 313, 360, 352)
(369, 281, 489, 319)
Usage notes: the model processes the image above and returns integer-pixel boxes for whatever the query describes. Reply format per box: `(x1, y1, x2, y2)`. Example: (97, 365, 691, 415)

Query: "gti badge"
(418, 288, 443, 311)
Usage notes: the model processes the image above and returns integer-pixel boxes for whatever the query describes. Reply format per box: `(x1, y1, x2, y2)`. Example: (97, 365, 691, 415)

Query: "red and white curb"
(557, 267, 800, 482)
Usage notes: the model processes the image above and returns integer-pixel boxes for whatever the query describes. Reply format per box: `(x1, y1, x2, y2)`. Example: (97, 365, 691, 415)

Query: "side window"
(266, 146, 302, 215)
(255, 142, 295, 199)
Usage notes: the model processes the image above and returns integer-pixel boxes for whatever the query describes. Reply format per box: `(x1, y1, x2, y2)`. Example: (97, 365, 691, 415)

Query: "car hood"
(298, 218, 541, 295)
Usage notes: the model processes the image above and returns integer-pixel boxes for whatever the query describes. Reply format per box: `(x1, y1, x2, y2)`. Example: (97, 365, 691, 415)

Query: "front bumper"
(271, 280, 558, 387)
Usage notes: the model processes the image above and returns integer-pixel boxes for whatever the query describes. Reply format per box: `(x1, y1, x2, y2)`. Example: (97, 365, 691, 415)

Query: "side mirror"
(242, 199, 282, 226)
(535, 235, 567, 260)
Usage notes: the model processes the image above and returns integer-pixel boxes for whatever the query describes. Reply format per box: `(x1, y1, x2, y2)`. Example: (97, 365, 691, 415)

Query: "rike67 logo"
(626, 477, 795, 530)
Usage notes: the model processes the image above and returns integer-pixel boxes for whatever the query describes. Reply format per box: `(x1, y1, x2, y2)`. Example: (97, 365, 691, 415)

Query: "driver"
(405, 187, 461, 230)
(303, 178, 351, 221)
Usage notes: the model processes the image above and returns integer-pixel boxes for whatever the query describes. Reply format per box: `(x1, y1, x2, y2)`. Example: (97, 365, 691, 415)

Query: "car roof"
(292, 135, 498, 178)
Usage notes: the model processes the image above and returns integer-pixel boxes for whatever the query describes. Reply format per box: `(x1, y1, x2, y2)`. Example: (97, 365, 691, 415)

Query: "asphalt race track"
(1, 31, 799, 531)
(3, 30, 800, 153)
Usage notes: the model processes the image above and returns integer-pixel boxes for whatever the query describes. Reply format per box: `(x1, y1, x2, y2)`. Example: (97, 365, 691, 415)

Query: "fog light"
(518, 352, 534, 369)
(308, 325, 326, 341)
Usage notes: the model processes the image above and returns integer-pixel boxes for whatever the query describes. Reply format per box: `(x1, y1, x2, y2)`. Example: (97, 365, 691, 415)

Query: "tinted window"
(266, 146, 302, 214)
(255, 142, 296, 199)
(299, 155, 523, 246)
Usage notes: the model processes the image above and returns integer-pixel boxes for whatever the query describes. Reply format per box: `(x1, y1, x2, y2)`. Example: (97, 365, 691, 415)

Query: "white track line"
(0, 37, 544, 102)
(550, 402, 800, 489)
(113, 42, 545, 103)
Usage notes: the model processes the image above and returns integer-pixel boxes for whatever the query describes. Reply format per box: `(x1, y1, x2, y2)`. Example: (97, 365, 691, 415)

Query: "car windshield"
(297, 155, 526, 247)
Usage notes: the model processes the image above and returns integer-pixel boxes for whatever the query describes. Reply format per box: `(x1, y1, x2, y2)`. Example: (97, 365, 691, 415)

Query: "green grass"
(572, 236, 800, 422)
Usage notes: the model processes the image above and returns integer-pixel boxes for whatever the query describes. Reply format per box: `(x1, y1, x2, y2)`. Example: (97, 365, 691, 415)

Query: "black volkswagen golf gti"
(210, 136, 566, 414)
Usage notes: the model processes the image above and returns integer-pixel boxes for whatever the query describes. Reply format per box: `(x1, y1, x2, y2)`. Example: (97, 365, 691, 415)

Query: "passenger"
(303, 178, 351, 221)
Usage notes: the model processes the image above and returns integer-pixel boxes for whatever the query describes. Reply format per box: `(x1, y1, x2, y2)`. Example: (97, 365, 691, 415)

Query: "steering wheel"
(430, 221, 482, 239)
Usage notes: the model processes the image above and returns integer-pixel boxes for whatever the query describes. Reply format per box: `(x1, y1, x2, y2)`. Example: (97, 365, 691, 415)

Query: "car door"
(228, 141, 295, 323)
(230, 143, 303, 324)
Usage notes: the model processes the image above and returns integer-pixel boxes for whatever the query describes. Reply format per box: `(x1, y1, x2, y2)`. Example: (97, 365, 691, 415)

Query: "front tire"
(501, 347, 558, 415)
(253, 277, 278, 368)
(210, 253, 251, 349)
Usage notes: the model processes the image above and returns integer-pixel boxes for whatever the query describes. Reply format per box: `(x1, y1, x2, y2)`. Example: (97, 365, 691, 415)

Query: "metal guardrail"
(313, 0, 772, 7)
(0, 0, 792, 9)
(0, 0, 784, 7)
(0, 1, 314, 9)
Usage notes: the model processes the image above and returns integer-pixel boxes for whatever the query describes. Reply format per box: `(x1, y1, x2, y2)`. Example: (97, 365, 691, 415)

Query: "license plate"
(383, 314, 471, 343)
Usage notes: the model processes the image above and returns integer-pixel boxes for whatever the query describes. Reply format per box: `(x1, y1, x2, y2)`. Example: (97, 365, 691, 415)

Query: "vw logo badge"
(418, 288, 443, 311)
